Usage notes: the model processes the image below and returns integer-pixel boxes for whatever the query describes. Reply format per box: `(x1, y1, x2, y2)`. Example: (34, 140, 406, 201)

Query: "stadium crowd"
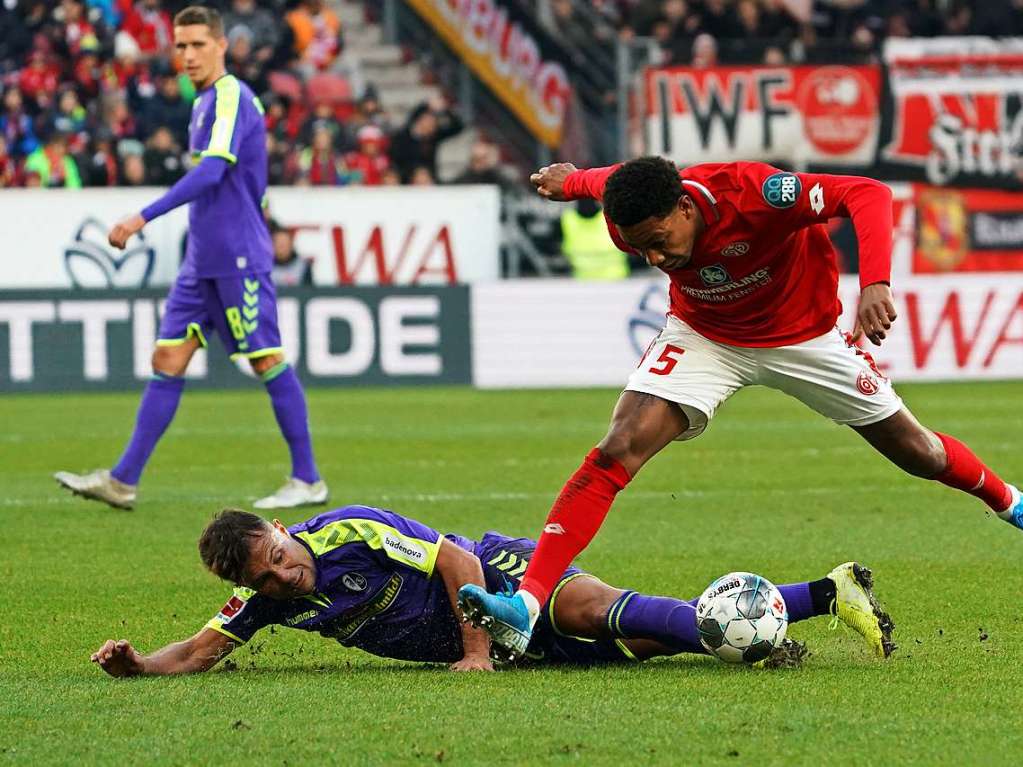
(2, 0, 1022, 192)
(542, 0, 1023, 67)
(0, 0, 499, 189)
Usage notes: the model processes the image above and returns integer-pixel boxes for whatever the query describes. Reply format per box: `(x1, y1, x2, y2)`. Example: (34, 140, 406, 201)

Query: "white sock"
(517, 590, 541, 628)
(996, 485, 1020, 521)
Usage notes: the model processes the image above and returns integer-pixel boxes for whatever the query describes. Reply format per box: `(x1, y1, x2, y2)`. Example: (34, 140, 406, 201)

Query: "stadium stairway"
(336, 1, 477, 181)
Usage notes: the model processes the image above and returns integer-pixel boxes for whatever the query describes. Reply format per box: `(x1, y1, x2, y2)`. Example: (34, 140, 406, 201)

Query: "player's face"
(241, 523, 317, 599)
(616, 195, 701, 272)
(174, 24, 227, 90)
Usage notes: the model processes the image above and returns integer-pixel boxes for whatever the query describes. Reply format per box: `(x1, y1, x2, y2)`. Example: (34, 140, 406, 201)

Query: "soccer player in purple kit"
(90, 504, 894, 676)
(55, 6, 327, 511)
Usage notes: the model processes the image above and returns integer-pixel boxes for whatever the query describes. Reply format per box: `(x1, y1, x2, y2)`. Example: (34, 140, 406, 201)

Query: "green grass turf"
(1, 382, 1021, 765)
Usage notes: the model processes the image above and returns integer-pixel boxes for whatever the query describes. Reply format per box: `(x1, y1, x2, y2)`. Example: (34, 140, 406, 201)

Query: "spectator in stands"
(223, 0, 279, 62)
(18, 49, 62, 109)
(46, 87, 89, 154)
(380, 167, 401, 186)
(691, 33, 719, 68)
(83, 128, 119, 186)
(409, 166, 435, 186)
(0, 135, 17, 187)
(286, 0, 343, 74)
(300, 99, 350, 152)
(142, 125, 183, 186)
(54, 0, 98, 58)
(696, 0, 736, 39)
(102, 94, 138, 141)
(389, 96, 464, 183)
(1, 87, 39, 159)
(72, 37, 108, 99)
(298, 125, 349, 186)
(560, 198, 628, 281)
(270, 220, 313, 287)
(119, 149, 146, 186)
(227, 28, 269, 96)
(135, 62, 190, 148)
(122, 0, 174, 58)
(349, 91, 392, 134)
(0, 5, 35, 72)
(344, 125, 391, 186)
(265, 133, 298, 187)
(453, 139, 511, 188)
(23, 131, 82, 188)
(87, 0, 122, 28)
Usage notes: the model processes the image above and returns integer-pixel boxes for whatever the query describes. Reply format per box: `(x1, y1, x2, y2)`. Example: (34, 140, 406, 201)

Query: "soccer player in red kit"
(458, 157, 1022, 659)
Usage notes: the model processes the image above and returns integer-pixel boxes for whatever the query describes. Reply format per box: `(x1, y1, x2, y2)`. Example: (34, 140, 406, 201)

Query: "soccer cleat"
(1002, 485, 1023, 530)
(754, 637, 809, 670)
(54, 469, 136, 510)
(253, 478, 329, 510)
(827, 562, 896, 659)
(457, 584, 533, 661)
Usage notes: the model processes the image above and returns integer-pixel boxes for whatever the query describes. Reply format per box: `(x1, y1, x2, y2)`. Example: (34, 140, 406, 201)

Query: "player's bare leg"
(460, 392, 692, 657)
(54, 338, 200, 510)
(250, 352, 328, 510)
(852, 408, 1021, 527)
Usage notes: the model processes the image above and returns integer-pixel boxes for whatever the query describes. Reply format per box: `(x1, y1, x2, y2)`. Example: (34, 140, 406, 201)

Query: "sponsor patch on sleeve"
(761, 172, 802, 209)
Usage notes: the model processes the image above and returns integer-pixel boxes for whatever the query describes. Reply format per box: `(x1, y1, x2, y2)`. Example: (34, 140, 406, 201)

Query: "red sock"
(933, 433, 1012, 512)
(518, 448, 631, 606)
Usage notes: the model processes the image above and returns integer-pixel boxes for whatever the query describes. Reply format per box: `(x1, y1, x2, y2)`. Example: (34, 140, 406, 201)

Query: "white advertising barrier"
(472, 275, 1023, 388)
(0, 185, 500, 288)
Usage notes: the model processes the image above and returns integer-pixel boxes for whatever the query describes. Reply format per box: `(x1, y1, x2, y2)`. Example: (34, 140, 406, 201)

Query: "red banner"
(913, 186, 1023, 273)
(644, 65, 881, 166)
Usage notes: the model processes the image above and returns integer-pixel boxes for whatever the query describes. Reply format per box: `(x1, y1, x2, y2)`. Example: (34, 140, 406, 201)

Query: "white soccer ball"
(696, 572, 788, 664)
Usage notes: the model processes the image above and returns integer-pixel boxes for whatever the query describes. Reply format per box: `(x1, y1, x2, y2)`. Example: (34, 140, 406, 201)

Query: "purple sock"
(263, 363, 319, 484)
(777, 582, 817, 623)
(110, 374, 185, 485)
(608, 581, 824, 654)
(608, 592, 705, 654)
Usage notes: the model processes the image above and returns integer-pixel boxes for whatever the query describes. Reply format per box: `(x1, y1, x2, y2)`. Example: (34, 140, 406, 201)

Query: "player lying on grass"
(459, 156, 1022, 659)
(91, 505, 894, 676)
(55, 6, 327, 511)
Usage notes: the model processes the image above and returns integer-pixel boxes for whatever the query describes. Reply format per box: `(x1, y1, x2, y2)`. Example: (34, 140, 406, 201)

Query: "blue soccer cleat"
(457, 584, 533, 662)
(1005, 485, 1023, 530)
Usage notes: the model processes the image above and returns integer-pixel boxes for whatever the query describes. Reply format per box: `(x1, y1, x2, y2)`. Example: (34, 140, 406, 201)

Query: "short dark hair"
(198, 509, 268, 584)
(173, 5, 224, 37)
(603, 156, 683, 227)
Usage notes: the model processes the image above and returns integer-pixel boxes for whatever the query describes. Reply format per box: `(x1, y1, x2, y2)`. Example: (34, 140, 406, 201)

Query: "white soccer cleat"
(54, 469, 136, 510)
(253, 478, 329, 510)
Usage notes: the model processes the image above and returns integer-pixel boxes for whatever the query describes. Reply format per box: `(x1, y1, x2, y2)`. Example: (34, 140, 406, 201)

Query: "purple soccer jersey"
(207, 506, 463, 663)
(183, 74, 271, 278)
(205, 507, 633, 665)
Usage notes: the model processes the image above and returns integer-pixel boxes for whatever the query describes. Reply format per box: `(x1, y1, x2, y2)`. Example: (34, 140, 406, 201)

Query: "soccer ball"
(696, 572, 788, 664)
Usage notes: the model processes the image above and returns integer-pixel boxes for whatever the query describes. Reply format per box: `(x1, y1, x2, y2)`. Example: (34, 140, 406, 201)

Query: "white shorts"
(626, 315, 904, 441)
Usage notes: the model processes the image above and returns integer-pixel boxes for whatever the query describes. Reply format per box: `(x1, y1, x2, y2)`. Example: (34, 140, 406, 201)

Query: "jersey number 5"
(648, 344, 685, 375)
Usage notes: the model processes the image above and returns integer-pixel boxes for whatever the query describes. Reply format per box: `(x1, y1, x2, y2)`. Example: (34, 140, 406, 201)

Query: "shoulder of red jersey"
(681, 161, 809, 214)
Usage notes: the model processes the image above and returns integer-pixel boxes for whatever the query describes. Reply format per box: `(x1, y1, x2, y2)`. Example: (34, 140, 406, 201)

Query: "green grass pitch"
(1, 382, 1021, 765)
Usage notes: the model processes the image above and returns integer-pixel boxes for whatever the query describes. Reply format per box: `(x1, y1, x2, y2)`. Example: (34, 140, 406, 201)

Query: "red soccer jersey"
(562, 161, 893, 347)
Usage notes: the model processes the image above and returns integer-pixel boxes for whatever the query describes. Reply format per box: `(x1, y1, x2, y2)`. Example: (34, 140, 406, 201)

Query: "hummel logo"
(543, 523, 565, 535)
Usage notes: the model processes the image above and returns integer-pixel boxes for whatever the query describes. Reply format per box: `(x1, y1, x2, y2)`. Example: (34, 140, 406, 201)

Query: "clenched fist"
(529, 163, 578, 201)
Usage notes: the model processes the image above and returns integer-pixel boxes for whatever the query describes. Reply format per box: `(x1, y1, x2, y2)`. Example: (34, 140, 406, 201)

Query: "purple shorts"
(158, 271, 282, 360)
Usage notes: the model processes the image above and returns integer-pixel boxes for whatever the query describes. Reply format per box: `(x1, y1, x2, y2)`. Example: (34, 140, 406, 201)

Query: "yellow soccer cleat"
(827, 562, 896, 659)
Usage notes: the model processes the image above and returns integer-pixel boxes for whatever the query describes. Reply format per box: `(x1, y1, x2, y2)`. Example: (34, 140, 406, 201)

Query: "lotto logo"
(762, 173, 802, 209)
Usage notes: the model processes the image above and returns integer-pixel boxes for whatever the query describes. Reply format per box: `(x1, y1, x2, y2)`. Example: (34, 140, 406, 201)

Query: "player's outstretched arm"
(530, 163, 577, 201)
(106, 157, 231, 250)
(435, 539, 494, 671)
(90, 627, 236, 677)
